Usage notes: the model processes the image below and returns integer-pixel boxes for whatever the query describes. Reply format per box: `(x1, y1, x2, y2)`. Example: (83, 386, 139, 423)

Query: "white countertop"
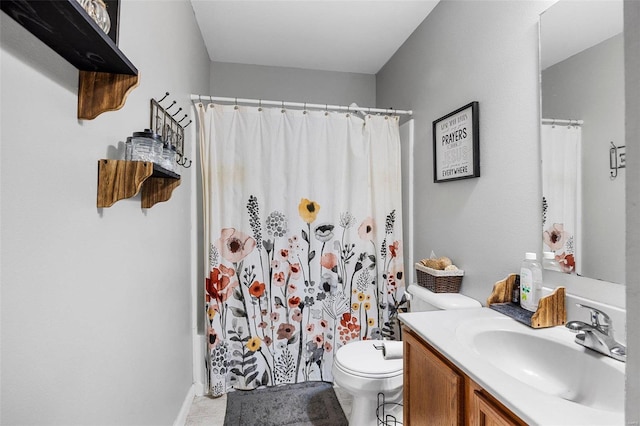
(399, 308, 625, 425)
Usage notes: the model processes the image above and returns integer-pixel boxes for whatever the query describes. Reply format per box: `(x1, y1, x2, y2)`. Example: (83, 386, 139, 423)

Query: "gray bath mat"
(223, 381, 348, 426)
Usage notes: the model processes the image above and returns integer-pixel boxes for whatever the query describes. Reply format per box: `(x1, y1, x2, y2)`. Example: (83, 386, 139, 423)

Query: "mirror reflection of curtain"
(196, 103, 406, 396)
(541, 123, 582, 273)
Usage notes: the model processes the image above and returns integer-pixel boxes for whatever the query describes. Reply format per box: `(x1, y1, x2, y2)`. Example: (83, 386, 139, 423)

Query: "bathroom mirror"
(539, 0, 624, 284)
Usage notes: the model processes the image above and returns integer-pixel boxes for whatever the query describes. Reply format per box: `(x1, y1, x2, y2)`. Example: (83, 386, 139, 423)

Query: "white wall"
(377, 0, 555, 304)
(0, 0, 209, 424)
(210, 61, 376, 107)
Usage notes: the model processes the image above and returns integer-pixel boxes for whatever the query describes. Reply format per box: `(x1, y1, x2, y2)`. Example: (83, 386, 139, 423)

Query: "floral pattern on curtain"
(541, 123, 581, 273)
(196, 103, 406, 396)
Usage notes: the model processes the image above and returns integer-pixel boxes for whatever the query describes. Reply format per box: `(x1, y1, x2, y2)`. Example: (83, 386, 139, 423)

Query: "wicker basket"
(415, 263, 464, 293)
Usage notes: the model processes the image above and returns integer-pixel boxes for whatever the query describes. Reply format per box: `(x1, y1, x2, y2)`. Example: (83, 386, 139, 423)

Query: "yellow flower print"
(368, 318, 375, 326)
(364, 302, 371, 311)
(207, 307, 216, 321)
(299, 198, 320, 223)
(357, 292, 365, 302)
(246, 336, 262, 352)
(352, 303, 360, 310)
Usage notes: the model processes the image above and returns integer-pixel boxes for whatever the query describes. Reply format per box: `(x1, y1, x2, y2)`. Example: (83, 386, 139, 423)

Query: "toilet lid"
(334, 340, 403, 378)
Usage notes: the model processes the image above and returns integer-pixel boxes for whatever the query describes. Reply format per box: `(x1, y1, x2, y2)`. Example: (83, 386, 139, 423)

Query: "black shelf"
(1, 0, 137, 75)
(152, 163, 181, 180)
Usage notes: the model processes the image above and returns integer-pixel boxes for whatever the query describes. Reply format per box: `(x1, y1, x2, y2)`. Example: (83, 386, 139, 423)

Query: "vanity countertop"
(399, 308, 625, 425)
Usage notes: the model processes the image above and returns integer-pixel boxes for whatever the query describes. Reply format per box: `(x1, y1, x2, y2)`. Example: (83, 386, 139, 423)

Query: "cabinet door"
(404, 328, 464, 426)
(471, 389, 523, 426)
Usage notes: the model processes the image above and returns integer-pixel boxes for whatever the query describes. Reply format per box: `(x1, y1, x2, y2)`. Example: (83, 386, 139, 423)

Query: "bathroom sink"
(455, 317, 625, 412)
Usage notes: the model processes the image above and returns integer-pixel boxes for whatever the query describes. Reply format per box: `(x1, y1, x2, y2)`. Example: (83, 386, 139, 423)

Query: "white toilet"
(332, 284, 481, 426)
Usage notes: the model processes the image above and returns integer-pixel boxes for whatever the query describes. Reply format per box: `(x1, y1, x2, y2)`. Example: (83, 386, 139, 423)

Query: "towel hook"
(158, 92, 170, 103)
(171, 107, 183, 117)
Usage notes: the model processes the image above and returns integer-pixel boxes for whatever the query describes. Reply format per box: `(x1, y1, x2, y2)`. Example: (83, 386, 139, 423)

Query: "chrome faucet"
(565, 304, 626, 362)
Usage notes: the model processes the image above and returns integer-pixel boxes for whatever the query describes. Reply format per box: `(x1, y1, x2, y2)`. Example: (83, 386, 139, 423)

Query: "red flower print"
(543, 223, 568, 252)
(358, 217, 375, 241)
(274, 271, 285, 287)
(277, 323, 296, 340)
(289, 262, 302, 279)
(207, 327, 219, 349)
(279, 249, 289, 260)
(321, 253, 338, 270)
(319, 319, 328, 329)
(205, 267, 237, 305)
(306, 324, 315, 333)
(557, 252, 576, 273)
(292, 309, 302, 322)
(338, 313, 361, 344)
(314, 334, 324, 344)
(217, 228, 256, 263)
(288, 296, 301, 308)
(249, 280, 266, 298)
(271, 312, 280, 322)
(324, 342, 333, 352)
(389, 241, 400, 258)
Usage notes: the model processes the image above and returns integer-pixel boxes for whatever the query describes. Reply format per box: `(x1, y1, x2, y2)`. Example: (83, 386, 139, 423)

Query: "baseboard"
(173, 384, 196, 426)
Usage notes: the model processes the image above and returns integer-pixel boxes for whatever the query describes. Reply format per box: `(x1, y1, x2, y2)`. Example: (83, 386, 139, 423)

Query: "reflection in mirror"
(539, 0, 624, 284)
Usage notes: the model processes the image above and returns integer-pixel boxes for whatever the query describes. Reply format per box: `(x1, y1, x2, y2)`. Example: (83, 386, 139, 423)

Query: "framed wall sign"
(433, 101, 480, 183)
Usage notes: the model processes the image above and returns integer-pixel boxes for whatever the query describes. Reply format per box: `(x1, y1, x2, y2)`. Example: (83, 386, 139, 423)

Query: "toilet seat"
(334, 340, 403, 379)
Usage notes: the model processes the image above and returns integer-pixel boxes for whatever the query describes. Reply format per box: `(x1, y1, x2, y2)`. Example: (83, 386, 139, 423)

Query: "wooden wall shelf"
(97, 160, 180, 209)
(1, 0, 139, 119)
(486, 274, 566, 328)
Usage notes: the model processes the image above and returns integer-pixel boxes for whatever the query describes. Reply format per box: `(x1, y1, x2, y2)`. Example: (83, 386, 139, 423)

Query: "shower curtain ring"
(281, 101, 285, 113)
(258, 99, 262, 111)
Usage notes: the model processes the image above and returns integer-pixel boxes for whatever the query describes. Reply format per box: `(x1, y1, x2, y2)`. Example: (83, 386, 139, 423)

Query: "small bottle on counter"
(542, 251, 563, 272)
(520, 252, 542, 312)
(511, 275, 520, 304)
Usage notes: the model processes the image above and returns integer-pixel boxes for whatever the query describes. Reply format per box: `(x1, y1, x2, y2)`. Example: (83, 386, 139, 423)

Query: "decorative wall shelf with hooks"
(97, 160, 180, 208)
(1, 0, 139, 120)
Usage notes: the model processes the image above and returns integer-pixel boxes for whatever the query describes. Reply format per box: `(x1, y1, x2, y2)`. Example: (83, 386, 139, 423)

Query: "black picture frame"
(433, 101, 480, 183)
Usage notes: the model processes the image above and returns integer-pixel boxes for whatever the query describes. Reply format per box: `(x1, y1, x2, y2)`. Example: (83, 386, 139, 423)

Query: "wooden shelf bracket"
(97, 160, 180, 208)
(487, 274, 566, 328)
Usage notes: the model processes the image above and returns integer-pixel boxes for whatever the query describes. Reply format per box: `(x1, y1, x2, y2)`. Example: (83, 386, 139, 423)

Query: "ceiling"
(190, 1, 440, 74)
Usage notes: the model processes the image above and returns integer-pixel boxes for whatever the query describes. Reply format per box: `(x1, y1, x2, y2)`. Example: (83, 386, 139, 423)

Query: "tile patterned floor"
(184, 385, 353, 425)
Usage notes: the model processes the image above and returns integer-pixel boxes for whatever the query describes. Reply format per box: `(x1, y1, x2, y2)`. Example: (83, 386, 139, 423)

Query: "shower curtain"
(541, 123, 581, 273)
(196, 103, 406, 396)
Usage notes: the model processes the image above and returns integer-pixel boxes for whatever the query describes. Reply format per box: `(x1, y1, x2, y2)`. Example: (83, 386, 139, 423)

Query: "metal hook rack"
(609, 141, 625, 180)
(150, 93, 192, 168)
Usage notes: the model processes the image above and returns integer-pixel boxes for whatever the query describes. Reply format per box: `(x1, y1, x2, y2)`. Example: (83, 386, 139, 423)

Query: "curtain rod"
(542, 118, 584, 126)
(190, 95, 413, 116)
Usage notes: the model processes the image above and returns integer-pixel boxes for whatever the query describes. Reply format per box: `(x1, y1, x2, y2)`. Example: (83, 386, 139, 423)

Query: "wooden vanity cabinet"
(402, 326, 526, 426)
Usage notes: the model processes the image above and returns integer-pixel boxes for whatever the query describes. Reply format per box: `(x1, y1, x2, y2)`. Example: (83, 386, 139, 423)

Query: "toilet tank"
(407, 283, 481, 312)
